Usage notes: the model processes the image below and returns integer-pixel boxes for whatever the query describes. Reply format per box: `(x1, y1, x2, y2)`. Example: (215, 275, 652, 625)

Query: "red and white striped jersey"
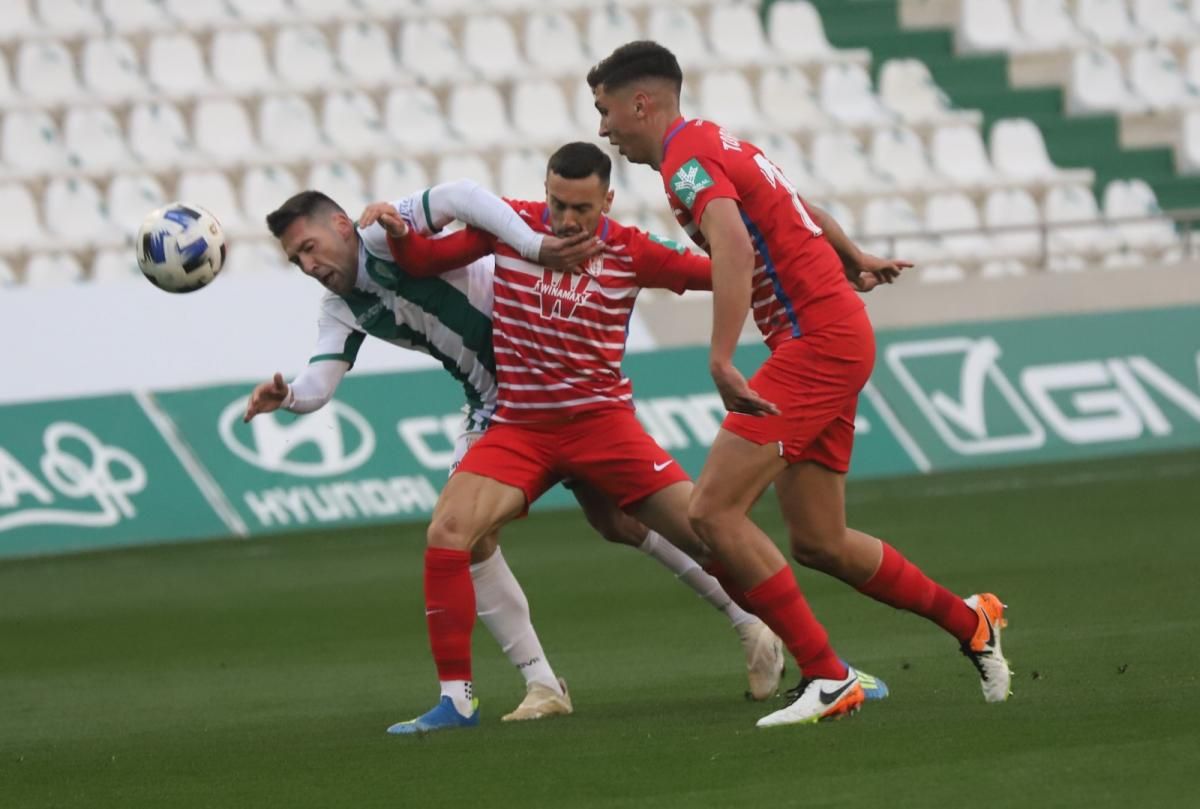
(388, 199, 711, 422)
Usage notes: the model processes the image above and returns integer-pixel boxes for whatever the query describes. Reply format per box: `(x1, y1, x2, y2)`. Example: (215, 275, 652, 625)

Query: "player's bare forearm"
(700, 201, 755, 367)
(807, 202, 912, 291)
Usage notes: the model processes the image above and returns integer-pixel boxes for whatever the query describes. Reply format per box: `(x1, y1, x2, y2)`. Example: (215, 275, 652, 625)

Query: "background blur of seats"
(1, 0, 1196, 338)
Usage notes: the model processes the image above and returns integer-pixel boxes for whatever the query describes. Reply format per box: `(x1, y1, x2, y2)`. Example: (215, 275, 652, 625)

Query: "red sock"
(745, 567, 846, 681)
(857, 542, 977, 643)
(702, 560, 756, 616)
(424, 547, 475, 681)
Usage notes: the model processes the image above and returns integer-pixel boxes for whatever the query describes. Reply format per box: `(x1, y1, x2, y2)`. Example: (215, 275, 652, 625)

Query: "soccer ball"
(136, 203, 227, 293)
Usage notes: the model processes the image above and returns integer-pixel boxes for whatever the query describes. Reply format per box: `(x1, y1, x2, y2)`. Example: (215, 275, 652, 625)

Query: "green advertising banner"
(0, 394, 230, 558)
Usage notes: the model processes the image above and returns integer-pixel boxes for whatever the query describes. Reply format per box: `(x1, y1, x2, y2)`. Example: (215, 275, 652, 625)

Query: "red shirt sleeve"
(630, 231, 713, 293)
(386, 227, 495, 277)
(663, 129, 741, 228)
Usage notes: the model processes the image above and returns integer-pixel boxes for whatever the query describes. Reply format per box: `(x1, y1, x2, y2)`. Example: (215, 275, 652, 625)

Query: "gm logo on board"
(218, 398, 376, 478)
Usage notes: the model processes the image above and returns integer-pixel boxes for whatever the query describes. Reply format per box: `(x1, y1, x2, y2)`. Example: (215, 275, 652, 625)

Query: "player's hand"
(538, 230, 604, 271)
(848, 253, 912, 293)
(711, 362, 780, 417)
(244, 373, 289, 422)
(359, 202, 410, 240)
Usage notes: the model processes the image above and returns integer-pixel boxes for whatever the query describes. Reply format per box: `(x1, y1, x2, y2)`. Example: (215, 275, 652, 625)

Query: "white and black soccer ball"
(136, 203, 227, 293)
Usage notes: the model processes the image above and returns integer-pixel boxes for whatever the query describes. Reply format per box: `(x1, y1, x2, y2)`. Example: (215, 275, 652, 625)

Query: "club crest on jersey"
(671, 159, 714, 209)
(534, 269, 592, 319)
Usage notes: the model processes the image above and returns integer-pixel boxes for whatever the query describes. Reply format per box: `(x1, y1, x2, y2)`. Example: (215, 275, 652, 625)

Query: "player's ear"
(603, 188, 614, 214)
(332, 211, 355, 240)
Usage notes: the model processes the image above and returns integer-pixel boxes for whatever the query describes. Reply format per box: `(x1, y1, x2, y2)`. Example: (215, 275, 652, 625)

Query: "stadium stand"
(0, 0, 1195, 290)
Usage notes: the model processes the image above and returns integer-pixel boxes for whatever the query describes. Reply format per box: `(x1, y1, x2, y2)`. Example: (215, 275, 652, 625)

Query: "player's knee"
(427, 516, 472, 551)
(594, 515, 644, 547)
(687, 498, 724, 544)
(788, 534, 844, 575)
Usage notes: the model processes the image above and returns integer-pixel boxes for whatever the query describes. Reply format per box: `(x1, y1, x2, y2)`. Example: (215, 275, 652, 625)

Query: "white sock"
(470, 548, 563, 694)
(439, 680, 475, 717)
(638, 530, 758, 628)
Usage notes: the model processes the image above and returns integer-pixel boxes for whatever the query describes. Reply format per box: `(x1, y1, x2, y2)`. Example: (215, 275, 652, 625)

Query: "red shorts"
(456, 406, 691, 511)
(723, 308, 875, 472)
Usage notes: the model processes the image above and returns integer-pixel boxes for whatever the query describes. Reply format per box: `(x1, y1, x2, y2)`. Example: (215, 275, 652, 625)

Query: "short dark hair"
(265, 190, 345, 238)
(586, 40, 682, 94)
(547, 142, 612, 185)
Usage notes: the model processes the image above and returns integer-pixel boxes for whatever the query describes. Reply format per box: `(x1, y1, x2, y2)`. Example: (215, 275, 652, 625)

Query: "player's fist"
(848, 253, 912, 293)
(539, 230, 604, 271)
(711, 362, 780, 417)
(359, 202, 410, 240)
(244, 373, 290, 423)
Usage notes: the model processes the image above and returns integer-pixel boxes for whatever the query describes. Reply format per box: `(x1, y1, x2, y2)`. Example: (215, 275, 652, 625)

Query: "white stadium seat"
(242, 166, 301, 227)
(0, 256, 17, 287)
(274, 26, 340, 92)
(959, 0, 1023, 53)
(161, 0, 232, 27)
(822, 200, 858, 238)
(931, 125, 996, 188)
(0, 184, 45, 251)
(91, 249, 143, 284)
(1189, 45, 1200, 88)
(1069, 48, 1147, 114)
(43, 177, 111, 247)
(1129, 44, 1200, 110)
(709, 3, 773, 67)
(223, 239, 290, 277)
(879, 59, 960, 124)
(308, 162, 369, 213)
(258, 95, 324, 160)
(0, 53, 13, 106)
(371, 158, 430, 202)
(990, 118, 1064, 183)
(758, 66, 833, 132)
(869, 127, 938, 189)
(337, 22, 396, 85)
(16, 40, 79, 102)
(985, 188, 1042, 259)
(862, 197, 939, 261)
(35, 0, 100, 35)
(1017, 0, 1085, 49)
(385, 87, 456, 153)
(177, 171, 246, 233)
(524, 12, 587, 76)
(753, 131, 827, 197)
(64, 107, 131, 172)
(498, 150, 549, 201)
(289, 0, 343, 23)
(127, 101, 195, 169)
(2, 109, 66, 175)
(819, 64, 894, 127)
(1183, 110, 1200, 171)
(81, 37, 148, 102)
(1133, 0, 1200, 42)
(811, 131, 886, 192)
(107, 174, 167, 241)
(226, 0, 291, 24)
(0, 0, 36, 41)
(211, 30, 274, 93)
(925, 192, 991, 260)
(647, 7, 707, 69)
(1045, 184, 1120, 255)
(700, 71, 761, 134)
(1103, 179, 1179, 251)
(463, 16, 525, 80)
(435, 153, 495, 192)
(25, 252, 84, 287)
(617, 160, 668, 210)
(399, 20, 468, 85)
(511, 80, 575, 147)
(194, 98, 261, 164)
(767, 1, 841, 64)
(146, 34, 209, 98)
(1076, 0, 1146, 46)
(585, 6, 641, 62)
(323, 90, 387, 154)
(448, 84, 511, 148)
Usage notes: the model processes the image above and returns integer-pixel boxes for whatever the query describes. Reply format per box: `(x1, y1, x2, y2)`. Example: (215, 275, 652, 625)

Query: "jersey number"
(753, 154, 823, 237)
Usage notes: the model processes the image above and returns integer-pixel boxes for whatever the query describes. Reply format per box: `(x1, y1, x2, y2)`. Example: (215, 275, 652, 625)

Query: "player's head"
(587, 40, 683, 168)
(544, 142, 614, 238)
(267, 190, 358, 295)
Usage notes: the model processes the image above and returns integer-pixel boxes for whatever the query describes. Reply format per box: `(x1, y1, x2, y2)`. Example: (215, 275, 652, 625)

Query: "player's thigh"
(428, 472, 526, 551)
(570, 481, 648, 547)
(625, 480, 709, 560)
(691, 428, 788, 520)
(772, 461, 848, 553)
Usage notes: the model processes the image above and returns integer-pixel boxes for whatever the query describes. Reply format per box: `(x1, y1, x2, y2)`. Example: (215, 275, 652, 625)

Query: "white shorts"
(450, 428, 485, 478)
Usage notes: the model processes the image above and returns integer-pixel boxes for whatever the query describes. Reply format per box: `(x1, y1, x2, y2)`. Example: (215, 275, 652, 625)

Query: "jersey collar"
(662, 117, 688, 158)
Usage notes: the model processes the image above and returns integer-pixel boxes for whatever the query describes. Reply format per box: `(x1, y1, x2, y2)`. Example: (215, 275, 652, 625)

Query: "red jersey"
(389, 199, 712, 423)
(658, 117, 863, 349)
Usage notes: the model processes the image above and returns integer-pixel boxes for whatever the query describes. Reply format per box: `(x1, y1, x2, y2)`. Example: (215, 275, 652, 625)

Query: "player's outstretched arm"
(699, 198, 780, 418)
(243, 361, 349, 422)
(244, 372, 290, 422)
(807, 203, 912, 293)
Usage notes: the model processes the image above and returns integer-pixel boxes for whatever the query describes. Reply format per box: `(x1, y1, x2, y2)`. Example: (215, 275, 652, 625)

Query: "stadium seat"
(97, 0, 164, 33)
(399, 19, 469, 85)
(242, 165, 301, 227)
(499, 149, 549, 201)
(275, 26, 340, 92)
(35, 0, 100, 35)
(959, 0, 1024, 53)
(211, 30, 274, 93)
(1182, 110, 1200, 170)
(259, 95, 324, 160)
(448, 84, 511, 148)
(819, 64, 894, 127)
(308, 162, 369, 213)
(0, 0, 36, 41)
(435, 153, 495, 193)
(195, 98, 261, 164)
(700, 71, 761, 134)
(0, 53, 13, 106)
(289, 0, 343, 22)
(822, 199, 859, 238)
(1189, 45, 1200, 88)
(91, 249, 142, 284)
(751, 131, 828, 197)
(930, 125, 996, 188)
(811, 131, 887, 192)
(371, 158, 431, 202)
(127, 101, 195, 169)
(177, 170, 247, 233)
(511, 79, 575, 147)
(385, 87, 457, 153)
(878, 59, 968, 125)
(161, 0, 232, 28)
(323, 90, 387, 154)
(81, 37, 148, 102)
(869, 127, 938, 190)
(925, 192, 991, 260)
(43, 177, 111, 248)
(1044, 184, 1120, 255)
(0, 183, 45, 251)
(226, 0, 290, 24)
(336, 22, 396, 85)
(64, 107, 131, 172)
(1069, 48, 1148, 113)
(618, 159, 669, 210)
(708, 3, 773, 67)
(16, 40, 80, 102)
(767, 1, 849, 65)
(984, 188, 1043, 259)
(1129, 44, 1200, 110)
(990, 118, 1075, 184)
(1133, 0, 1200, 42)
(0, 256, 16, 287)
(146, 34, 209, 98)
(646, 7, 708, 69)
(223, 239, 290, 277)
(758, 66, 833, 132)
(1103, 179, 1180, 251)
(1017, 0, 1085, 49)
(573, 82, 602, 134)
(862, 197, 939, 262)
(107, 173, 166, 241)
(2, 110, 66, 175)
(1078, 0, 1150, 45)
(463, 16, 525, 80)
(524, 12, 587, 76)
(585, 6, 641, 62)
(25, 252, 85, 287)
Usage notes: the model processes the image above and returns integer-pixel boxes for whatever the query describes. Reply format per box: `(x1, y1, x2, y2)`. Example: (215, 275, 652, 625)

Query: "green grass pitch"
(4, 452, 1199, 808)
